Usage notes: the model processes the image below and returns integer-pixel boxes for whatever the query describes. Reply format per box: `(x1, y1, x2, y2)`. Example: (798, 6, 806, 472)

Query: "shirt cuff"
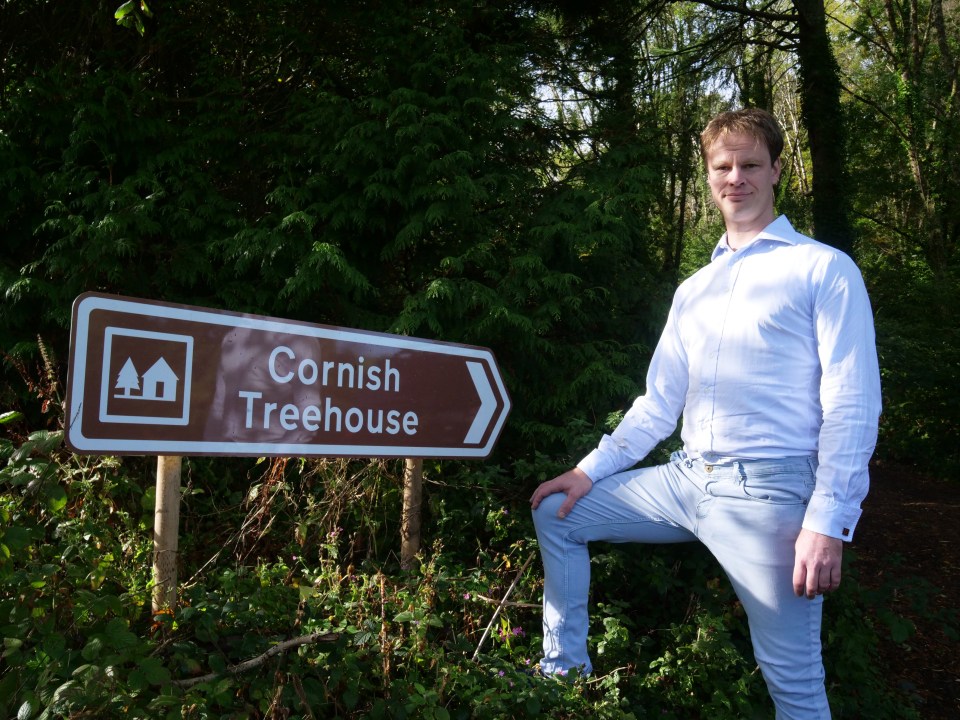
(803, 492, 863, 541)
(576, 449, 608, 484)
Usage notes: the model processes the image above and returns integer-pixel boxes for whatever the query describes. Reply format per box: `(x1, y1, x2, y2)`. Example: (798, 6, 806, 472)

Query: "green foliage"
(860, 258, 960, 473)
(837, 0, 960, 471)
(0, 0, 670, 460)
(639, 613, 767, 719)
(0, 416, 923, 719)
(114, 1, 152, 37)
(820, 551, 937, 719)
(0, 423, 158, 719)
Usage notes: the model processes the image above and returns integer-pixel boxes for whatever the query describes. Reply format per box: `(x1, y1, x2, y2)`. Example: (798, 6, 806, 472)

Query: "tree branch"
(695, 0, 797, 24)
(475, 593, 540, 609)
(172, 631, 340, 689)
(839, 80, 912, 147)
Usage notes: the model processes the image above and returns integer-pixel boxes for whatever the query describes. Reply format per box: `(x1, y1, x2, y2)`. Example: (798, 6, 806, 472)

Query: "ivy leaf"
(138, 657, 172, 686)
(81, 636, 104, 661)
(3, 637, 24, 658)
(114, 1, 135, 20)
(21, 430, 63, 456)
(43, 632, 67, 661)
(114, 1, 147, 35)
(104, 618, 138, 651)
(45, 484, 68, 513)
(1, 525, 31, 553)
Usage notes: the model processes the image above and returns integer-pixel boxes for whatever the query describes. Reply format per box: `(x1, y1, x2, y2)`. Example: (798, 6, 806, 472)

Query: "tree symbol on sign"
(115, 358, 140, 397)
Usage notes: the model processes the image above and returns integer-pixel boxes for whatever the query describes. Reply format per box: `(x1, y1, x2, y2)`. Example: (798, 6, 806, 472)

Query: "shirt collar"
(710, 215, 800, 261)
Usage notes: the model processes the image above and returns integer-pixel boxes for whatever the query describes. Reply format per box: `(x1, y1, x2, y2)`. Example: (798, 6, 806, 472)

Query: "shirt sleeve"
(804, 253, 882, 541)
(577, 301, 689, 482)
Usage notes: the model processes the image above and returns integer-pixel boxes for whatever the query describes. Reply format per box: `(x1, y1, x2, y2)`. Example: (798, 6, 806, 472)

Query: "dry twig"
(171, 631, 340, 689)
(471, 552, 536, 661)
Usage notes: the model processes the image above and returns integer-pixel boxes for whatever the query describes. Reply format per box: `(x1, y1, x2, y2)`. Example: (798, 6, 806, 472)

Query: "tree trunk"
(793, 0, 856, 255)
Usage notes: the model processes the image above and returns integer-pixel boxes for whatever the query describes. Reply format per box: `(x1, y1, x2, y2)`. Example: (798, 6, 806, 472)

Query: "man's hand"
(793, 528, 843, 599)
(529, 467, 593, 519)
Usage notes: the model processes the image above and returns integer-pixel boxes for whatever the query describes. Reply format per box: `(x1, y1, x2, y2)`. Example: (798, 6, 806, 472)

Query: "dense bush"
(0, 408, 932, 719)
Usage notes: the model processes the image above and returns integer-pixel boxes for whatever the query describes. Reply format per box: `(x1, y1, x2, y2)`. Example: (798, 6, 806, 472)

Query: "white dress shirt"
(578, 216, 882, 540)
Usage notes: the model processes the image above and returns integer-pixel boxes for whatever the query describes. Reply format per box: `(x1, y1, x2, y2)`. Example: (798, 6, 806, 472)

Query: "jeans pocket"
(740, 470, 814, 505)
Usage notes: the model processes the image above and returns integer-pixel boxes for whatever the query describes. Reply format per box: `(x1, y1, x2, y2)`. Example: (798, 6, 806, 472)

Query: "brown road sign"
(66, 293, 511, 458)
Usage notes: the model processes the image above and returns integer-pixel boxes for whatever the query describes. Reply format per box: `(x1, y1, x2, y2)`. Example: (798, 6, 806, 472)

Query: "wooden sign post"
(400, 458, 423, 570)
(153, 455, 182, 613)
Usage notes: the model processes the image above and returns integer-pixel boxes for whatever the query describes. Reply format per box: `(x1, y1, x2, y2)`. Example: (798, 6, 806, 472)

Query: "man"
(530, 108, 881, 719)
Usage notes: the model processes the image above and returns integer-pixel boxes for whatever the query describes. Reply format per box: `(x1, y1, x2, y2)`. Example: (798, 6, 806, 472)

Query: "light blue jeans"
(532, 452, 830, 720)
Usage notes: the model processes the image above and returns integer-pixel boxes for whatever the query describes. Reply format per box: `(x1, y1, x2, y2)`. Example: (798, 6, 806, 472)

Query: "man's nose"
(728, 165, 744, 184)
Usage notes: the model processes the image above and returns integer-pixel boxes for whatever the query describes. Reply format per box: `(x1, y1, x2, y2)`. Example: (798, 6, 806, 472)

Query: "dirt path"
(850, 460, 960, 718)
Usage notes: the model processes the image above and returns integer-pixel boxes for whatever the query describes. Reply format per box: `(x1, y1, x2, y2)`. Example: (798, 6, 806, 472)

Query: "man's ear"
(772, 157, 782, 184)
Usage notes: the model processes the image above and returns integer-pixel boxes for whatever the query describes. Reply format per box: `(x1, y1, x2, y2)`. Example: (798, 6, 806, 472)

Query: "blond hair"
(700, 108, 784, 163)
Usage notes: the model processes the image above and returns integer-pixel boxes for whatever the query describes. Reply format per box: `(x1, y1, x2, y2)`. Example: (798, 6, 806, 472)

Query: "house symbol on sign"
(114, 357, 179, 401)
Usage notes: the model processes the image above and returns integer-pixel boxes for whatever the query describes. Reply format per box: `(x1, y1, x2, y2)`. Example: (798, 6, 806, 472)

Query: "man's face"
(706, 132, 781, 244)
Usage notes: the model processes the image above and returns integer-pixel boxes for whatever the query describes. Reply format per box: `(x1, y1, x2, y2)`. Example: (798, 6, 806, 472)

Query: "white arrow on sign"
(464, 361, 496, 445)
